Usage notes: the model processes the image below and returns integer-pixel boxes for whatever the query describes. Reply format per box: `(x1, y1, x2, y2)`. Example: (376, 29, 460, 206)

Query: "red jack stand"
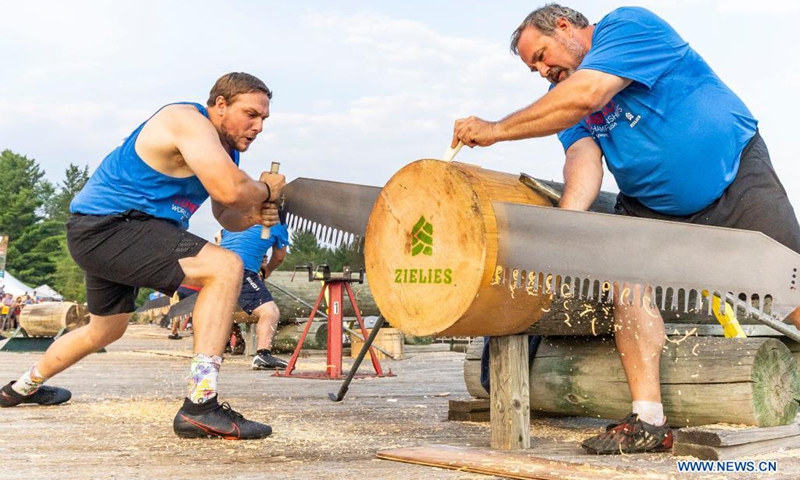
(274, 265, 394, 380)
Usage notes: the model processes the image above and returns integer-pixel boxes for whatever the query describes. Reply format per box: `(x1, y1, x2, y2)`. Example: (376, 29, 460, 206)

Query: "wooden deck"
(2, 324, 799, 479)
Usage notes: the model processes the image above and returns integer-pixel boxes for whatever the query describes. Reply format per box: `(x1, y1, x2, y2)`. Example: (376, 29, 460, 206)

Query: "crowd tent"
(35, 284, 64, 301)
(0, 272, 35, 297)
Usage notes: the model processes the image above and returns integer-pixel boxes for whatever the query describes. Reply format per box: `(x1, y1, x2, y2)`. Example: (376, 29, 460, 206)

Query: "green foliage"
(0, 149, 90, 300)
(136, 288, 156, 309)
(280, 230, 364, 272)
(0, 150, 52, 244)
(45, 164, 90, 223)
(51, 238, 86, 303)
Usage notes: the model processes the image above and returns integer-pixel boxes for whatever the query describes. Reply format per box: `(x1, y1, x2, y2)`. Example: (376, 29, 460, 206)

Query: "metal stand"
(329, 315, 386, 401)
(274, 264, 391, 380)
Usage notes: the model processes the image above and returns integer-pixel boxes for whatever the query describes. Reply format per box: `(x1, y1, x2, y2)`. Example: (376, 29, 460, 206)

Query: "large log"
(464, 336, 798, 427)
(272, 322, 328, 352)
(366, 160, 553, 337)
(18, 302, 89, 337)
(365, 160, 658, 338)
(364, 160, 772, 338)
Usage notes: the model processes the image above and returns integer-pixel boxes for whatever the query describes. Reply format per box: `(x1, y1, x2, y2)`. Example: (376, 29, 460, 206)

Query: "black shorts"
(238, 270, 274, 315)
(615, 131, 800, 254)
(66, 210, 207, 316)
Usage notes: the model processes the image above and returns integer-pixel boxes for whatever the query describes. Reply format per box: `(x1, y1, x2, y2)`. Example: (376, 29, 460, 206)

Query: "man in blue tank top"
(173, 224, 291, 369)
(0, 72, 285, 441)
(451, 5, 800, 454)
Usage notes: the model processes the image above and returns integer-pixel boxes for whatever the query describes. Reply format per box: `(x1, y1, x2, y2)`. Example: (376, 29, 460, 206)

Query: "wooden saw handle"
(260, 161, 281, 239)
(442, 141, 463, 162)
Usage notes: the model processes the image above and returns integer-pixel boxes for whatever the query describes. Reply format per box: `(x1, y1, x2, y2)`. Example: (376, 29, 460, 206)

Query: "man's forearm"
(496, 90, 595, 142)
(559, 140, 604, 211)
(495, 70, 631, 143)
(212, 202, 259, 232)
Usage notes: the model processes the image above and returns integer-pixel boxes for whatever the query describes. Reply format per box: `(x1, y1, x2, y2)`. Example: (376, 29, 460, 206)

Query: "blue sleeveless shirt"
(70, 102, 240, 229)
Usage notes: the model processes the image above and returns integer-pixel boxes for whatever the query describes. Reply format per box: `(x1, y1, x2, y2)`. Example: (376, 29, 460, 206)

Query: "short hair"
(207, 72, 272, 107)
(510, 3, 589, 55)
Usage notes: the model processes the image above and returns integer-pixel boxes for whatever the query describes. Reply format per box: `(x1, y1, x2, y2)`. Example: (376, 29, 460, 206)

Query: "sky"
(2, 0, 799, 241)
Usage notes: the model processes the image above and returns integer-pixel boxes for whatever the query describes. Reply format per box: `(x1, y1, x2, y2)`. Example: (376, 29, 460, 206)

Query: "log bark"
(271, 322, 329, 352)
(18, 302, 88, 337)
(464, 336, 798, 427)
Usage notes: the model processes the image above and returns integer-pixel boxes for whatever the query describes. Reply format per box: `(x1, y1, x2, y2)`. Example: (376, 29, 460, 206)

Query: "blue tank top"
(70, 102, 240, 229)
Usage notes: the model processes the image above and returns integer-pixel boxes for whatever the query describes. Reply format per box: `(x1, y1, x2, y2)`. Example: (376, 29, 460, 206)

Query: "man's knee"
(85, 314, 130, 346)
(185, 245, 243, 285)
(257, 302, 280, 324)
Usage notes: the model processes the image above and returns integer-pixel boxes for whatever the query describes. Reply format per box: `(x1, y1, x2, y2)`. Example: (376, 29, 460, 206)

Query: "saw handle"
(260, 161, 281, 239)
(442, 141, 463, 162)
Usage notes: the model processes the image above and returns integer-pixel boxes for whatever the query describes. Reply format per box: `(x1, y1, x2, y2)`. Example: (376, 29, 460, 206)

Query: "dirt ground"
(2, 325, 799, 480)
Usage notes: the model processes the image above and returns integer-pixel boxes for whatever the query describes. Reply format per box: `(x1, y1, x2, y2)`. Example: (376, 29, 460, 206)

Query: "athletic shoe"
(167, 333, 181, 340)
(581, 413, 673, 454)
(173, 396, 272, 440)
(252, 351, 289, 370)
(0, 381, 72, 408)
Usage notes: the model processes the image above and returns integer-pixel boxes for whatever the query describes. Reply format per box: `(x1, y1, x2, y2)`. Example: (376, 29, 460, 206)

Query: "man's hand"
(260, 202, 280, 228)
(452, 116, 499, 148)
(261, 173, 286, 203)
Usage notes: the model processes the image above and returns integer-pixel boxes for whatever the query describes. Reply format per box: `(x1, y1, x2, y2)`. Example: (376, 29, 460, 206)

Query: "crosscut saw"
(278, 177, 381, 256)
(493, 202, 800, 334)
(278, 171, 800, 339)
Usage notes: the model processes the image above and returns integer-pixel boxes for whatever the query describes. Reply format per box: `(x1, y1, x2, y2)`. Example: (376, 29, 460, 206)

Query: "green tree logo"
(411, 216, 433, 256)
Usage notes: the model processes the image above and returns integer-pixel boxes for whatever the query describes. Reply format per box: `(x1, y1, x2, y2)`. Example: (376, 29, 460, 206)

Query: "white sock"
(187, 353, 223, 404)
(12, 366, 47, 396)
(631, 400, 665, 426)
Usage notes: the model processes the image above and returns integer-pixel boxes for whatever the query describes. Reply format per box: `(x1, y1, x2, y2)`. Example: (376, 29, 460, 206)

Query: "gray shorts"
(614, 131, 800, 254)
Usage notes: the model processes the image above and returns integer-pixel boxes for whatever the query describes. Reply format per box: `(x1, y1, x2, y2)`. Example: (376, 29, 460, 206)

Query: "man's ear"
(556, 17, 572, 33)
(214, 95, 228, 114)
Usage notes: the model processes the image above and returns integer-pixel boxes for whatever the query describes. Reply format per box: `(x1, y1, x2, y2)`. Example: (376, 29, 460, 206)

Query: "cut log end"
(751, 339, 798, 426)
(365, 159, 551, 337)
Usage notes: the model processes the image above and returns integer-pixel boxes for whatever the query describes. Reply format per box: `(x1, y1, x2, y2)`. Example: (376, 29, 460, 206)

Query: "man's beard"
(219, 123, 244, 152)
(550, 35, 587, 84)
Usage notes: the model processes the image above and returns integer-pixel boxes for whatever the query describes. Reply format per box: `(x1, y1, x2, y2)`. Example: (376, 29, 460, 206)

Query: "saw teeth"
(285, 213, 365, 251)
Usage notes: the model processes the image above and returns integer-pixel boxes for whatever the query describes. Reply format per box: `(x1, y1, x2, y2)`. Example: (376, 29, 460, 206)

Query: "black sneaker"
(0, 381, 72, 408)
(167, 333, 181, 340)
(581, 413, 673, 454)
(173, 396, 272, 440)
(252, 351, 288, 370)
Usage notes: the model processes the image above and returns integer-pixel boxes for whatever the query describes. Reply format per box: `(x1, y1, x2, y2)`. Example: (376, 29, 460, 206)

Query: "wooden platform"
(674, 417, 800, 460)
(377, 445, 668, 480)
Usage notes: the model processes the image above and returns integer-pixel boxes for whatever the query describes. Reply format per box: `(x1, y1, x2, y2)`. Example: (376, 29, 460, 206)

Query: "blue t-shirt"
(557, 7, 757, 215)
(219, 224, 290, 273)
(70, 102, 240, 229)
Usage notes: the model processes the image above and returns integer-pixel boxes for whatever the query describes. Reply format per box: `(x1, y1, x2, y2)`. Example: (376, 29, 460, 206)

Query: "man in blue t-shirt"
(452, 4, 800, 455)
(176, 224, 291, 369)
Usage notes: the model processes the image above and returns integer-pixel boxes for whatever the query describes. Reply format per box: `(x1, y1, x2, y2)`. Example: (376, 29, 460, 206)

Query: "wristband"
(262, 181, 272, 202)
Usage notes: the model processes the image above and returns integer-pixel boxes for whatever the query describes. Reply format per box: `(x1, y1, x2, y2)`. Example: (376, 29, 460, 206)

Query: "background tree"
(45, 164, 90, 223)
(0, 150, 89, 298)
(0, 150, 55, 283)
(280, 230, 365, 273)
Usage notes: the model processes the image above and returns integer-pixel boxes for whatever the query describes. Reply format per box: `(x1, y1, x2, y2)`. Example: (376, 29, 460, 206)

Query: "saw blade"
(279, 177, 381, 249)
(491, 202, 800, 320)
